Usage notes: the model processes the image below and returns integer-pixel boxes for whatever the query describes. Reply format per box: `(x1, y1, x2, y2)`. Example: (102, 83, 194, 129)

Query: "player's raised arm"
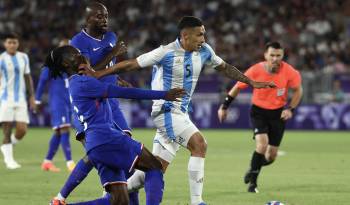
(215, 62, 275, 89)
(79, 59, 141, 78)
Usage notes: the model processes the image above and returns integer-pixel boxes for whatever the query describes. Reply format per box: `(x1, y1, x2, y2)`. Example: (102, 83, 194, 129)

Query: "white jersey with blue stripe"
(0, 51, 30, 105)
(136, 39, 223, 113)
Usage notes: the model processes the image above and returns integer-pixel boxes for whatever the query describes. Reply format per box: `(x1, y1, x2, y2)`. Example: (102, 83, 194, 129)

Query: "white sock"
(188, 156, 205, 205)
(127, 170, 145, 192)
(1, 143, 15, 163)
(66, 160, 75, 167)
(11, 134, 19, 145)
(56, 193, 65, 200)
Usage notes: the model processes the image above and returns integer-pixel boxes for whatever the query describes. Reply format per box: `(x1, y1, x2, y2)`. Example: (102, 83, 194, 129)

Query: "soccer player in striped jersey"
(35, 39, 75, 172)
(83, 16, 275, 205)
(0, 33, 36, 169)
(218, 42, 303, 193)
(47, 45, 185, 205)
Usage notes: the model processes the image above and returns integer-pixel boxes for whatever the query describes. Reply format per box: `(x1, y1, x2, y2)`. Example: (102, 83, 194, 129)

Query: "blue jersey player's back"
(35, 66, 70, 113)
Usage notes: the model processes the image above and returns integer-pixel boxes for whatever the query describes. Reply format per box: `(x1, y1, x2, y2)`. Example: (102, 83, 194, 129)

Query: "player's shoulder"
(201, 43, 217, 53)
(71, 30, 88, 46)
(105, 31, 117, 39)
(248, 62, 264, 71)
(16, 51, 28, 57)
(70, 74, 98, 85)
(282, 61, 299, 73)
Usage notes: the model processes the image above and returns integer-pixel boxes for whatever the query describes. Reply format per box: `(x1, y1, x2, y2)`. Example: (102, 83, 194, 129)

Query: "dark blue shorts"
(87, 136, 143, 188)
(50, 107, 71, 130)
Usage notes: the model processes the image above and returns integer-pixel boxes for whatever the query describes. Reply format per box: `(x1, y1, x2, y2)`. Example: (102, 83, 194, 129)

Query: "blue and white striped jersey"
(0, 51, 30, 105)
(136, 38, 223, 113)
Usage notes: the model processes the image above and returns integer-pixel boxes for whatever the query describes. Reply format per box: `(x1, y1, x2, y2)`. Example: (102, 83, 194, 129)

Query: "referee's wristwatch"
(287, 106, 295, 113)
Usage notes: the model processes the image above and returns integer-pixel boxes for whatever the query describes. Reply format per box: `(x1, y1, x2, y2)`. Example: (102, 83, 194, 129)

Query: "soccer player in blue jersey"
(46, 45, 185, 205)
(51, 2, 141, 204)
(0, 33, 36, 169)
(35, 39, 75, 172)
(84, 16, 275, 205)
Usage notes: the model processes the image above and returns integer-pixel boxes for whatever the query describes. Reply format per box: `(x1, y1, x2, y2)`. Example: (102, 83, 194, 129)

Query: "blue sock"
(129, 191, 139, 205)
(144, 170, 164, 205)
(60, 132, 72, 161)
(60, 158, 93, 198)
(67, 195, 110, 205)
(126, 169, 139, 205)
(45, 133, 60, 160)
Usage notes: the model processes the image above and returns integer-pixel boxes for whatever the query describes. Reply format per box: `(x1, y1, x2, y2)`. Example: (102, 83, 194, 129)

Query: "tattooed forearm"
(215, 62, 252, 85)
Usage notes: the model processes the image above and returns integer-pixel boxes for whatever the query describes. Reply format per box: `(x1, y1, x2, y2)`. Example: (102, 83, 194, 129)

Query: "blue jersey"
(70, 29, 131, 132)
(69, 75, 167, 152)
(35, 66, 72, 128)
(35, 66, 70, 110)
(70, 29, 118, 84)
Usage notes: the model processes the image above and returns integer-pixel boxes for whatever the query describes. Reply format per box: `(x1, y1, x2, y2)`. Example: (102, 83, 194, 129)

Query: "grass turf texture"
(0, 128, 349, 205)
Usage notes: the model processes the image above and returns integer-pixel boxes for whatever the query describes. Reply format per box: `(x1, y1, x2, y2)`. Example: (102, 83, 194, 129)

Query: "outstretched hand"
(251, 81, 276, 89)
(165, 88, 187, 101)
(112, 41, 127, 57)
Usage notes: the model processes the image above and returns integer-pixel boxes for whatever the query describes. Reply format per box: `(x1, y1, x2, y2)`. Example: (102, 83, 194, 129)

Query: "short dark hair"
(265, 41, 283, 51)
(3, 32, 19, 40)
(177, 16, 203, 31)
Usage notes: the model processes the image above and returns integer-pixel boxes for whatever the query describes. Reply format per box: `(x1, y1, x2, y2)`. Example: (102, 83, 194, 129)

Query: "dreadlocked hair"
(44, 46, 70, 79)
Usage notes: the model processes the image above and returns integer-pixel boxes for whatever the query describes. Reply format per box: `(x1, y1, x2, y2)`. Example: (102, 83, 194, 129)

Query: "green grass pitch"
(0, 128, 349, 205)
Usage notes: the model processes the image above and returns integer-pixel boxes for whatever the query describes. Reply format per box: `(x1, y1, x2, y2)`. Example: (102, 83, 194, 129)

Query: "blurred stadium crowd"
(1, 0, 349, 103)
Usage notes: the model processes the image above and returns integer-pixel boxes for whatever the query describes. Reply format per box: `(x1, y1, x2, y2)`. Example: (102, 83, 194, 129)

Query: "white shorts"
(0, 103, 29, 123)
(151, 109, 199, 163)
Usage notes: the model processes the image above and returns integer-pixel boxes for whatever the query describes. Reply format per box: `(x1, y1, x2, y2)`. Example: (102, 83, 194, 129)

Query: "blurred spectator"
(330, 79, 345, 103)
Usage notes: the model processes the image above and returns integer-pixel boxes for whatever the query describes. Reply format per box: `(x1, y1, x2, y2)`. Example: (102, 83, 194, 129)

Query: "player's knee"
(188, 136, 207, 156)
(256, 144, 268, 153)
(149, 156, 163, 170)
(16, 129, 27, 139)
(108, 185, 129, 205)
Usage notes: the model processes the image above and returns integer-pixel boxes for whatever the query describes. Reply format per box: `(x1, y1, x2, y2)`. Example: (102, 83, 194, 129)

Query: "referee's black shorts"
(250, 104, 286, 146)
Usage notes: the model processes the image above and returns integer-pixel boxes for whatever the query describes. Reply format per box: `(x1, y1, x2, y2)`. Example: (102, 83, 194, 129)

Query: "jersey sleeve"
(106, 84, 167, 100)
(202, 43, 224, 69)
(35, 67, 50, 103)
(70, 37, 91, 61)
(236, 67, 254, 89)
(23, 53, 30, 74)
(81, 76, 110, 98)
(80, 76, 167, 100)
(287, 67, 302, 88)
(136, 45, 167, 68)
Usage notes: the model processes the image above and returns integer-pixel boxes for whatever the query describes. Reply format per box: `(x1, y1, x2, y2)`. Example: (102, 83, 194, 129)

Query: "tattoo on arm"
(215, 63, 251, 85)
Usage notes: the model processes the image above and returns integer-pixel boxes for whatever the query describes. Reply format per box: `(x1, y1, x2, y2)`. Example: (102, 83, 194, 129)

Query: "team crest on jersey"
(174, 57, 183, 64)
(277, 88, 285, 96)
